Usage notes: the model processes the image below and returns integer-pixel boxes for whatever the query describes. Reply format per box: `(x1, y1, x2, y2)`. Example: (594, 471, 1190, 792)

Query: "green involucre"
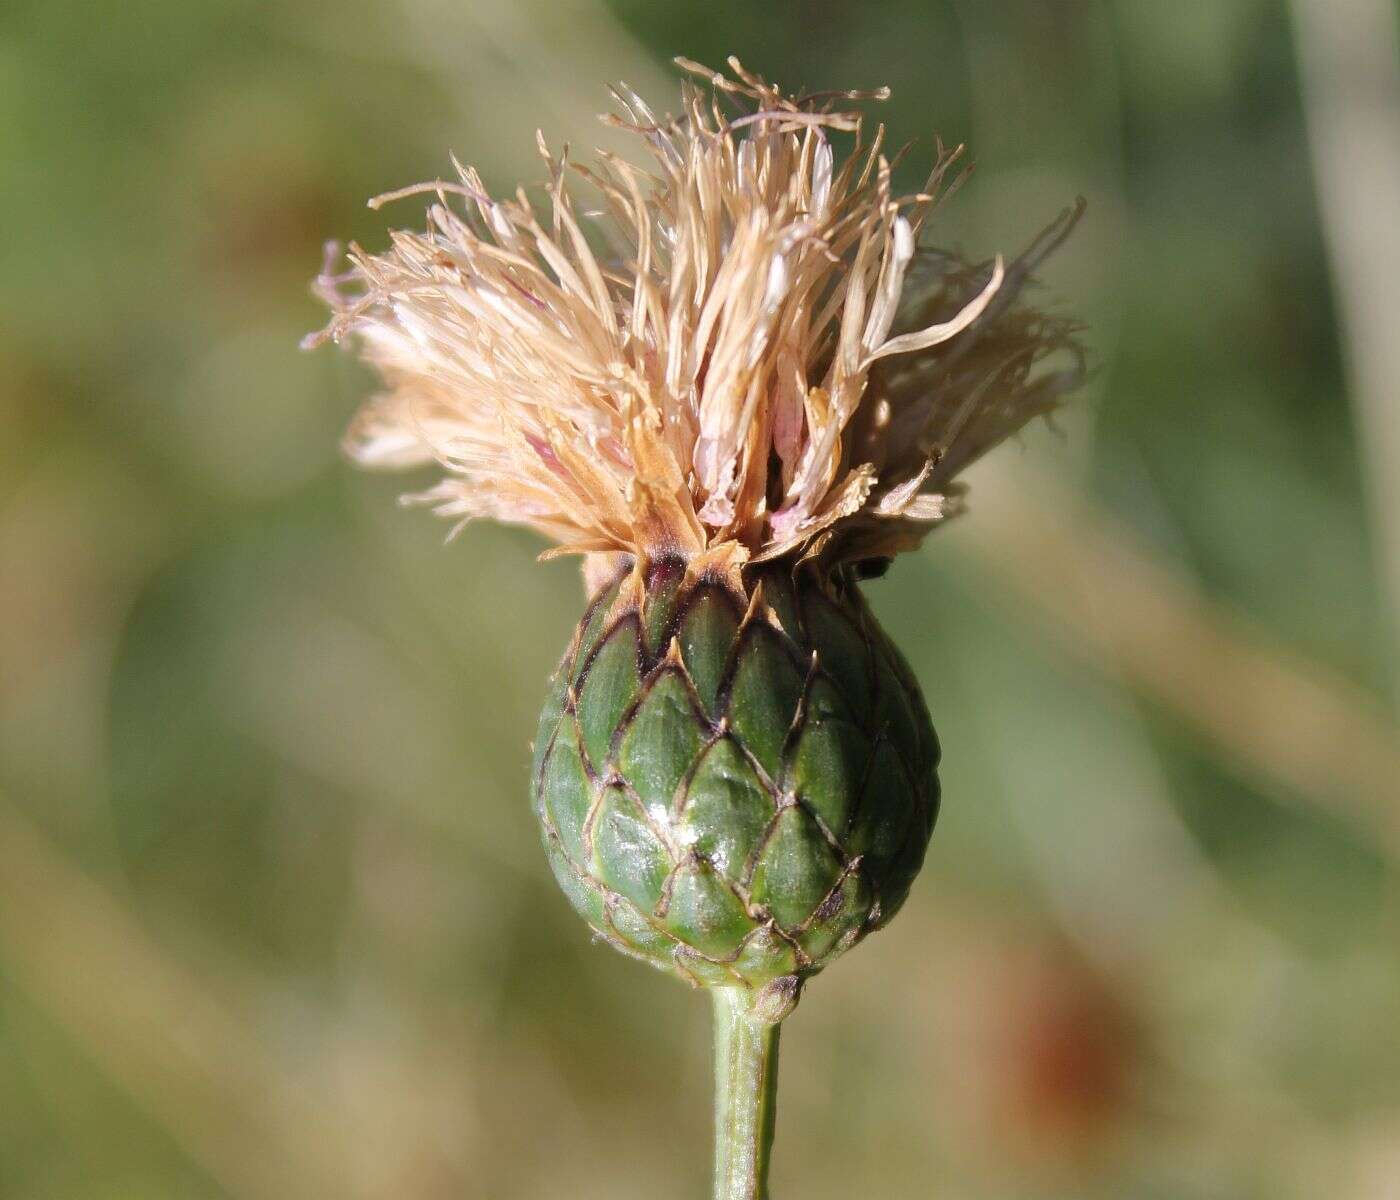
(533, 559, 940, 989)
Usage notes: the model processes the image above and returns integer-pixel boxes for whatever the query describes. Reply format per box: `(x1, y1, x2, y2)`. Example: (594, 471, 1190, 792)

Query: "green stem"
(711, 987, 781, 1200)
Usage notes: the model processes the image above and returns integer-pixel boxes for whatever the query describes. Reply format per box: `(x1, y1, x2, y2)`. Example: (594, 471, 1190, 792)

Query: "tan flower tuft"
(306, 57, 1084, 577)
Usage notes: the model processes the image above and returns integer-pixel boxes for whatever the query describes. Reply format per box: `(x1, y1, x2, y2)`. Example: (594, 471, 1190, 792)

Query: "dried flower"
(305, 57, 1083, 582)
(307, 59, 1087, 1200)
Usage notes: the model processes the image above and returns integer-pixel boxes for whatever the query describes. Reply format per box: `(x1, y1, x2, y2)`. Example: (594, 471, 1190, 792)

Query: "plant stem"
(711, 987, 781, 1200)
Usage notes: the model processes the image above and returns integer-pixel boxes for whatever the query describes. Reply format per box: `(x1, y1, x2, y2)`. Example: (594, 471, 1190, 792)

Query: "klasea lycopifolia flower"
(308, 56, 1083, 1200)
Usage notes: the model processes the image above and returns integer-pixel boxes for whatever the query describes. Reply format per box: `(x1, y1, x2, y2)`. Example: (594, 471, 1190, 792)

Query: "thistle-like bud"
(534, 557, 937, 990)
(308, 58, 1083, 1001)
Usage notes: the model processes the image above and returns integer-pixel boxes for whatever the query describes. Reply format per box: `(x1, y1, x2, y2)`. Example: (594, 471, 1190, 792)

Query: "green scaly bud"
(533, 558, 939, 994)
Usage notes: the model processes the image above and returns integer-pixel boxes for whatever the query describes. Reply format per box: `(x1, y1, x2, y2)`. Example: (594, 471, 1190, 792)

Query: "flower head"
(307, 57, 1083, 580)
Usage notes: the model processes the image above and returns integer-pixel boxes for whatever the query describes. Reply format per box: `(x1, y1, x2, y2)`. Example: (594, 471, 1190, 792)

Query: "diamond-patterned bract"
(533, 560, 940, 988)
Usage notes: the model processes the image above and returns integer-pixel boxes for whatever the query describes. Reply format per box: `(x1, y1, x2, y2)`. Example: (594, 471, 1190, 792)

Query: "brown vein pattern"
(532, 558, 939, 988)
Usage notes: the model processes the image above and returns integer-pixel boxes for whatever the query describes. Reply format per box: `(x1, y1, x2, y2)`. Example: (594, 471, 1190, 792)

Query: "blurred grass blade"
(973, 465, 1400, 850)
(1291, 0, 1400, 669)
(0, 796, 363, 1200)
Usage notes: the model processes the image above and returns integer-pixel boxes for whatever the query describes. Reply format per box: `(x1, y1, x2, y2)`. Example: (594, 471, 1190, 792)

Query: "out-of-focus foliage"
(1, 1, 1398, 1197)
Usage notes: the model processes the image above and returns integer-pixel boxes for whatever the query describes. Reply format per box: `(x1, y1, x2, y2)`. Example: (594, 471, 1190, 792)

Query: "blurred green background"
(3, 1, 1400, 1196)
